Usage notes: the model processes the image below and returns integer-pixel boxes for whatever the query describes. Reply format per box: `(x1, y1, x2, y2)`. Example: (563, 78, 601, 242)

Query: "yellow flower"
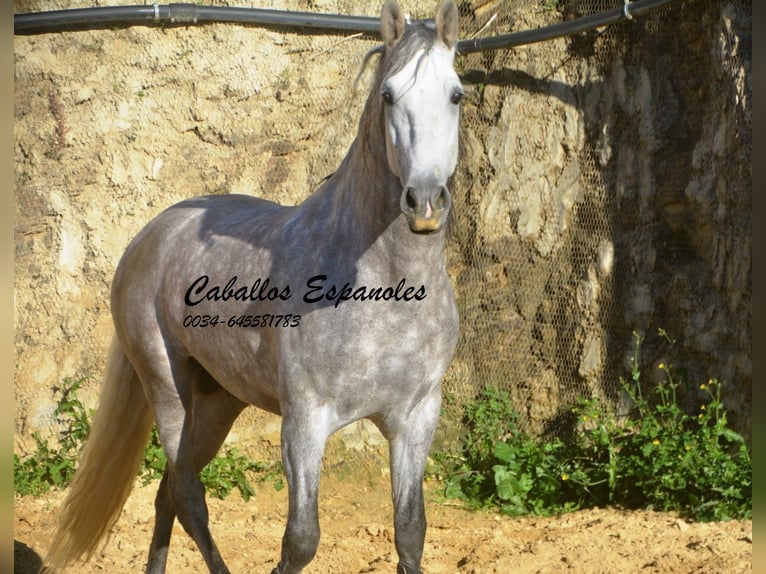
(701, 404, 706, 411)
(659, 363, 666, 370)
(652, 439, 660, 446)
(582, 415, 588, 422)
(561, 474, 569, 481)
(700, 383, 707, 390)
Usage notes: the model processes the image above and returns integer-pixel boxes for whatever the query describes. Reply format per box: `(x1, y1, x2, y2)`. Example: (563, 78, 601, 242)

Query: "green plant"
(604, 331, 751, 521)
(14, 378, 93, 496)
(492, 435, 577, 516)
(139, 426, 283, 501)
(436, 330, 751, 522)
(542, 0, 563, 12)
(200, 447, 282, 501)
(558, 395, 619, 507)
(436, 386, 576, 516)
(138, 425, 167, 485)
(15, 378, 284, 500)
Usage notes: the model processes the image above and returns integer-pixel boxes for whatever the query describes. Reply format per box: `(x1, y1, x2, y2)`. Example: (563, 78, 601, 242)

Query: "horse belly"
(168, 302, 285, 412)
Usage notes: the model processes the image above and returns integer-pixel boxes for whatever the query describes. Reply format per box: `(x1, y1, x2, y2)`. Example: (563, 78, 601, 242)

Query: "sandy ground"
(14, 470, 751, 574)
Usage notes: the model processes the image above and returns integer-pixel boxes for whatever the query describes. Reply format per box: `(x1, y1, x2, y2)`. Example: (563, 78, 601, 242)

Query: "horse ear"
(380, 0, 406, 48)
(436, 0, 460, 49)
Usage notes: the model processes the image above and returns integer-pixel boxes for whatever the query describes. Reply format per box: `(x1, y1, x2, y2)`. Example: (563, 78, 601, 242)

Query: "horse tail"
(42, 338, 154, 572)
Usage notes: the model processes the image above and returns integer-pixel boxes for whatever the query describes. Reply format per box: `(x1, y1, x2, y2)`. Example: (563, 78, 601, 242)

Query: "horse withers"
(43, 1, 462, 573)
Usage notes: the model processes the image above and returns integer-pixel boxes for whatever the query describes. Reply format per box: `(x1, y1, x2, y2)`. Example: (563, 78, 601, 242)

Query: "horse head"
(378, 0, 462, 234)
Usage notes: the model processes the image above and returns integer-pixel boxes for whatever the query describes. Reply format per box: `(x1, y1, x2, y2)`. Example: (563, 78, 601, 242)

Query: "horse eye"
(450, 90, 464, 105)
(382, 89, 394, 106)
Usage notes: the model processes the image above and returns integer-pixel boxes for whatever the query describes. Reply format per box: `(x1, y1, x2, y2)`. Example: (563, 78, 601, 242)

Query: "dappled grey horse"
(43, 1, 462, 573)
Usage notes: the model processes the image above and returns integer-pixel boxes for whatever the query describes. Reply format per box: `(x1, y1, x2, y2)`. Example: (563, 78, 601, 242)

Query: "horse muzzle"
(400, 184, 452, 234)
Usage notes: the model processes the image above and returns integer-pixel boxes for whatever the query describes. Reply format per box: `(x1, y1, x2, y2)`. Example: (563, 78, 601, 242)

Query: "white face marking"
(382, 45, 462, 192)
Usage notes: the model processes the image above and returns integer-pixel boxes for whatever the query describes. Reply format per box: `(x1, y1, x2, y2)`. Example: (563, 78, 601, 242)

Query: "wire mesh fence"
(445, 0, 750, 440)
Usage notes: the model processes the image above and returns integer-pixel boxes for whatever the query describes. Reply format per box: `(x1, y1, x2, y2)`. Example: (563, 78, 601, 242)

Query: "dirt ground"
(14, 470, 751, 574)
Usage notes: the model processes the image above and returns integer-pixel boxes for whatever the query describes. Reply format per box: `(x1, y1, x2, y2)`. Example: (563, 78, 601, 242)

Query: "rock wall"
(14, 0, 751, 461)
(445, 0, 751, 442)
(598, 0, 752, 437)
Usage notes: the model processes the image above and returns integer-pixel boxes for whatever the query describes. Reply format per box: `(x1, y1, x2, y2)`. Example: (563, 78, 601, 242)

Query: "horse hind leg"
(146, 470, 174, 574)
(142, 360, 246, 574)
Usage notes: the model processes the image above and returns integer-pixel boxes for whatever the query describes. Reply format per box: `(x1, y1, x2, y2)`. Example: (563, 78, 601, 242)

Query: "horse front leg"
(272, 408, 330, 574)
(386, 389, 442, 574)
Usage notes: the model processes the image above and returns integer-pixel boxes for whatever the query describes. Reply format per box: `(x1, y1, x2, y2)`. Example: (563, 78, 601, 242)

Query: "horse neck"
(304, 94, 447, 278)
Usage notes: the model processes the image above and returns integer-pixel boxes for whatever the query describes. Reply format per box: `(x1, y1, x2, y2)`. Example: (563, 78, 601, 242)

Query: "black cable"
(13, 4, 382, 35)
(456, 0, 682, 54)
(14, 1, 682, 53)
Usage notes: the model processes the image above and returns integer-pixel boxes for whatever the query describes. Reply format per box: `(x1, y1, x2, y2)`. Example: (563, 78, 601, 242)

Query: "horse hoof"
(397, 564, 423, 574)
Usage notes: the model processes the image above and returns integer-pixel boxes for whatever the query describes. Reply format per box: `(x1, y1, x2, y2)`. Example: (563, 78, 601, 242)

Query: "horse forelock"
(381, 24, 441, 82)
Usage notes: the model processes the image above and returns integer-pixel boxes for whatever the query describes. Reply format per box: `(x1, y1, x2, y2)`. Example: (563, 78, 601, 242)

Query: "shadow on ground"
(14, 539, 42, 573)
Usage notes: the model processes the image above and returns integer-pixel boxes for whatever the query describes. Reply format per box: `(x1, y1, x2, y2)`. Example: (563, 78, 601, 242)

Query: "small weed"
(138, 425, 167, 485)
(200, 448, 280, 501)
(541, 0, 563, 12)
(139, 425, 284, 501)
(45, 88, 68, 160)
(14, 378, 92, 496)
(436, 386, 576, 516)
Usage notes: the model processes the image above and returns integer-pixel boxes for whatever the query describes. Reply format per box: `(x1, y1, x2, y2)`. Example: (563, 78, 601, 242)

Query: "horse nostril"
(435, 187, 449, 210)
(405, 188, 417, 211)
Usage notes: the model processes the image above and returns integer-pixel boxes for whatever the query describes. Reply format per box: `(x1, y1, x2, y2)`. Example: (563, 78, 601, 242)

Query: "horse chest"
(275, 287, 458, 402)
